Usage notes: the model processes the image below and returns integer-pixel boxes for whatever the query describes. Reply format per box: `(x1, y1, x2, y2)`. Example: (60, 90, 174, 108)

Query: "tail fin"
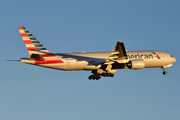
(18, 26, 50, 56)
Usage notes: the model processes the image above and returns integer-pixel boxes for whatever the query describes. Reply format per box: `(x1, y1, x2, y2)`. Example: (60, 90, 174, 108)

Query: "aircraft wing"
(87, 58, 107, 66)
(55, 42, 128, 67)
(91, 41, 128, 72)
(86, 41, 128, 68)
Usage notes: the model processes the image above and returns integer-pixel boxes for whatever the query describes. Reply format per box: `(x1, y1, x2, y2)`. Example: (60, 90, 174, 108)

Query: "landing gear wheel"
(103, 73, 106, 77)
(110, 74, 114, 77)
(88, 75, 94, 80)
(88, 73, 102, 80)
(96, 76, 101, 80)
(161, 67, 167, 75)
(163, 71, 167, 75)
(107, 73, 111, 77)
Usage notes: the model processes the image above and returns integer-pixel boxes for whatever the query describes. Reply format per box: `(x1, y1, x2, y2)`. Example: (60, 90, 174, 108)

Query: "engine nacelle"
(127, 60, 145, 70)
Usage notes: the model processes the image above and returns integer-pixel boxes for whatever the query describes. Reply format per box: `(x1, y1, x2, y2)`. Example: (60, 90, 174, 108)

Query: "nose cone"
(172, 57, 176, 63)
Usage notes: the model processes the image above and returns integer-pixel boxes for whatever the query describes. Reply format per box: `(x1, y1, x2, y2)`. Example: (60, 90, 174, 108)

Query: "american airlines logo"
(152, 52, 161, 59)
(127, 52, 161, 60)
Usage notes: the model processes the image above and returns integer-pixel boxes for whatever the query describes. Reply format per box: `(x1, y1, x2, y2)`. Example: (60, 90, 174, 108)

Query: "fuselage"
(21, 51, 176, 71)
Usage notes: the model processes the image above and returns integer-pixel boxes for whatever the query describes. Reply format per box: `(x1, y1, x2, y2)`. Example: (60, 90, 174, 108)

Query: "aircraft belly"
(144, 59, 167, 68)
(83, 65, 99, 70)
(65, 61, 89, 70)
(37, 63, 68, 70)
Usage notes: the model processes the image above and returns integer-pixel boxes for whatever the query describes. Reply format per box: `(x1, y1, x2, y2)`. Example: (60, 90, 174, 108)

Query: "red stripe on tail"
(27, 47, 38, 51)
(18, 27, 23, 30)
(21, 33, 28, 37)
(24, 40, 33, 44)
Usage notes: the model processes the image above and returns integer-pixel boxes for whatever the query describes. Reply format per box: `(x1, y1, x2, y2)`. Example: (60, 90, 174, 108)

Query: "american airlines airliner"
(16, 27, 176, 80)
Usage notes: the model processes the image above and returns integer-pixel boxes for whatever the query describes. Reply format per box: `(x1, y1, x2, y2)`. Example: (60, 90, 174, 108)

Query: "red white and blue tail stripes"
(18, 26, 50, 55)
(18, 26, 64, 64)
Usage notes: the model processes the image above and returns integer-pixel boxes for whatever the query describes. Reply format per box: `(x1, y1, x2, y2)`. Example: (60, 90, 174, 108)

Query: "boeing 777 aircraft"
(16, 27, 176, 80)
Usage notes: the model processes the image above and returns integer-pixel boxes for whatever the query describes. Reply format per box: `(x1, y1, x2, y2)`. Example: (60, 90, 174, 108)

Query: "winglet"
(108, 41, 128, 61)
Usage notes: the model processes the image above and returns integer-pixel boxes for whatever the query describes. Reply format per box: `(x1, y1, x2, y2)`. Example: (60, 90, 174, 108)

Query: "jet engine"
(127, 60, 145, 70)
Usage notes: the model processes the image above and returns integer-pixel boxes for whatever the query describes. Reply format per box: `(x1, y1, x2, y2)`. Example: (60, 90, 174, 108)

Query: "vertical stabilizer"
(18, 26, 50, 56)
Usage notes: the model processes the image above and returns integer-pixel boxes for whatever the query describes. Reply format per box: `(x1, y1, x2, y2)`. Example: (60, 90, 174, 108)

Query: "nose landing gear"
(161, 67, 167, 75)
(163, 71, 167, 75)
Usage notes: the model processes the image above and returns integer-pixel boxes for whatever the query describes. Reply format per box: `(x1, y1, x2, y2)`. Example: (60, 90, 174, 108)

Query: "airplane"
(16, 26, 176, 80)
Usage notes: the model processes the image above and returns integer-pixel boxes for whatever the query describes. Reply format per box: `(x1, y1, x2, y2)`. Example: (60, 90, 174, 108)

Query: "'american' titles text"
(127, 53, 153, 60)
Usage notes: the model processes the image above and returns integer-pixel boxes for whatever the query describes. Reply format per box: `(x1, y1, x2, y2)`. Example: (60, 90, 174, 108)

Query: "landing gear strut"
(161, 67, 167, 75)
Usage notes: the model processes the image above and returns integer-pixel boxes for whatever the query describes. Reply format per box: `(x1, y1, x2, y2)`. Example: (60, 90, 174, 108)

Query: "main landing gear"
(88, 75, 101, 80)
(88, 73, 114, 80)
(161, 67, 167, 75)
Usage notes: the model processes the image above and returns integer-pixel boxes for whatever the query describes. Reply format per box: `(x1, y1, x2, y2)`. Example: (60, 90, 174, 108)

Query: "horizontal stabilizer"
(30, 54, 45, 61)
(6, 60, 21, 62)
